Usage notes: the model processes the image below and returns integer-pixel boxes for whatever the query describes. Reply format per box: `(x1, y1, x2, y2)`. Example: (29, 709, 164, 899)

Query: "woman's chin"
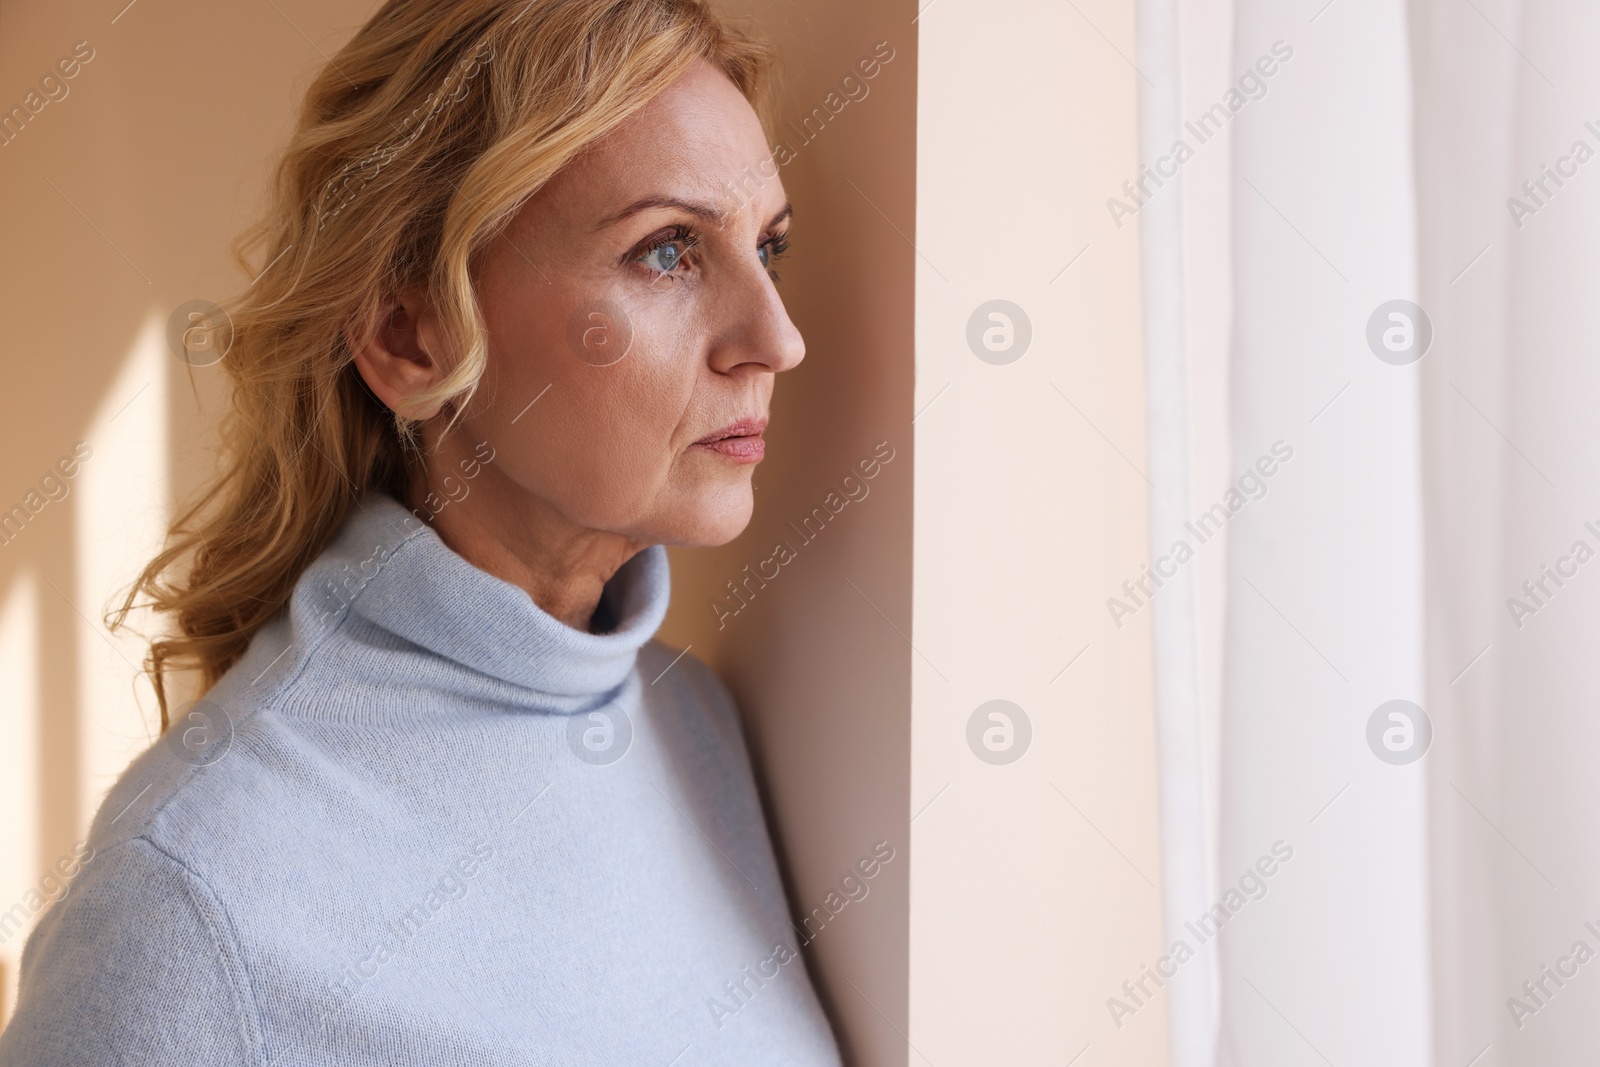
(667, 484, 755, 548)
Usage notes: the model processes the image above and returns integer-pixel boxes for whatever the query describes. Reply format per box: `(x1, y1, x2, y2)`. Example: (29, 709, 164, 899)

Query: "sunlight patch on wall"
(0, 571, 41, 1024)
(74, 308, 170, 837)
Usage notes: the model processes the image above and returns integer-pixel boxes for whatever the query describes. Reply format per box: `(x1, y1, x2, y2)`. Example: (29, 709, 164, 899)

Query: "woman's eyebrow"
(764, 203, 793, 230)
(593, 196, 794, 232)
(593, 195, 727, 230)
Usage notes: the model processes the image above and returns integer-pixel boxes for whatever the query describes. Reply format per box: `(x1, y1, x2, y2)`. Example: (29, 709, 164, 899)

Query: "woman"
(0, 0, 842, 1063)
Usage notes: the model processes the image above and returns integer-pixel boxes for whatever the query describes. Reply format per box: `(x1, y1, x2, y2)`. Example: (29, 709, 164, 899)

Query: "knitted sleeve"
(0, 836, 261, 1066)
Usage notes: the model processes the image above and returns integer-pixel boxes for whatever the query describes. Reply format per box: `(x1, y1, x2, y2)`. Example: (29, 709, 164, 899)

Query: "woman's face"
(449, 58, 802, 549)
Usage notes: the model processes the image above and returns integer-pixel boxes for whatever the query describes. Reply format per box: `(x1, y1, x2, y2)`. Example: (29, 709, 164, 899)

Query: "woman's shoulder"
(1, 676, 369, 1063)
(637, 639, 738, 715)
(635, 639, 757, 766)
(82, 671, 324, 863)
(0, 829, 264, 1064)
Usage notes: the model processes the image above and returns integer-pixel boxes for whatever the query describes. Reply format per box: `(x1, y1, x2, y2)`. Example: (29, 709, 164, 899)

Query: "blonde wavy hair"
(109, 0, 778, 729)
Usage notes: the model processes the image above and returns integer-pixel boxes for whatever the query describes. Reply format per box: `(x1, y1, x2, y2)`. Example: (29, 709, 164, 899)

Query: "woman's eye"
(640, 240, 687, 273)
(758, 232, 790, 272)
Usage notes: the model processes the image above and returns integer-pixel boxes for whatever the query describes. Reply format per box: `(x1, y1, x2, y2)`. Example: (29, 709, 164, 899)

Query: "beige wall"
(910, 1, 1167, 1063)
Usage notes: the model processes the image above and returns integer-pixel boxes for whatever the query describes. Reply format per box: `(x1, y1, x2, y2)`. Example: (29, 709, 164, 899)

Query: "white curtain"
(1131, 0, 1596, 1063)
(1413, 2, 1600, 1065)
(1217, 0, 1432, 1061)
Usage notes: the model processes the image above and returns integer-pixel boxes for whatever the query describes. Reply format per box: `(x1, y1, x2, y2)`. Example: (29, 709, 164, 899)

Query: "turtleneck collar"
(292, 490, 671, 708)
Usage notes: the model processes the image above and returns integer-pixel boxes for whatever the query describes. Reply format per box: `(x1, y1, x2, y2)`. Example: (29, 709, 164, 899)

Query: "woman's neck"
(404, 460, 646, 633)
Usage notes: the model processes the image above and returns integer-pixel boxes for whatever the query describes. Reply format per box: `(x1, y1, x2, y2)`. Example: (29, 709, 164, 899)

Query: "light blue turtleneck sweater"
(0, 492, 844, 1066)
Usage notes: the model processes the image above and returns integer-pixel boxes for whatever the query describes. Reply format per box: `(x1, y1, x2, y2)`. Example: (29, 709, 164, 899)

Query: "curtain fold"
(1135, 0, 1222, 1061)
(1413, 2, 1600, 1064)
(1220, 1, 1431, 1062)
(1142, 0, 1436, 1062)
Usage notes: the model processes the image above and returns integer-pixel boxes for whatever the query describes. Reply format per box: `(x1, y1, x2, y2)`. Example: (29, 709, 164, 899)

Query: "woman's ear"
(347, 287, 450, 419)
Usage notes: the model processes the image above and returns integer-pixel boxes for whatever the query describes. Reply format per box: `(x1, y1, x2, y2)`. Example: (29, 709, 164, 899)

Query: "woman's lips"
(694, 434, 765, 461)
(693, 417, 767, 463)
